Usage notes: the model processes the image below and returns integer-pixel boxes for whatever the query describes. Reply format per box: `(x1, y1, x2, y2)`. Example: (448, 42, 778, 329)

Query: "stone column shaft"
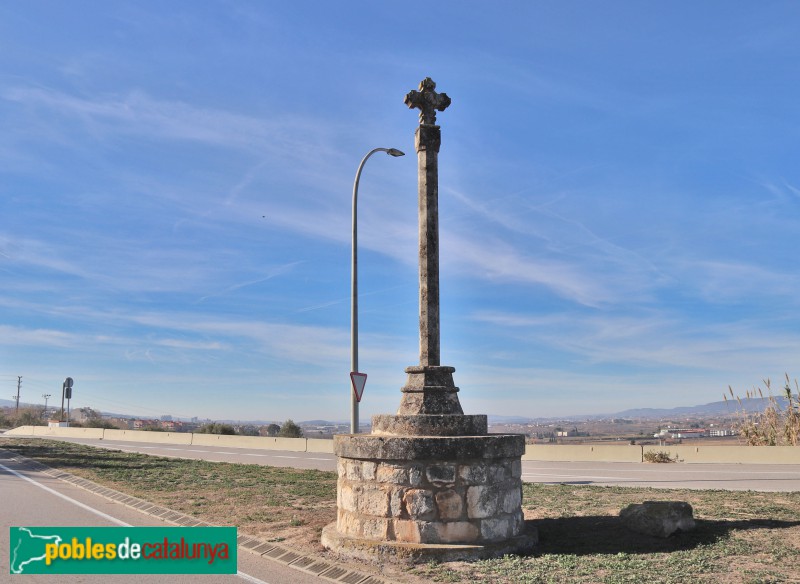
(416, 124, 442, 367)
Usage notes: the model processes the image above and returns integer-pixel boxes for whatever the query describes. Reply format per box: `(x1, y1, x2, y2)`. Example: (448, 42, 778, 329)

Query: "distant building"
(709, 428, 736, 437)
(654, 428, 708, 439)
(671, 429, 707, 439)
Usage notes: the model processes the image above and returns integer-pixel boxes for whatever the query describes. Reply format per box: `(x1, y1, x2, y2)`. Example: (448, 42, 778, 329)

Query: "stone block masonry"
(322, 428, 536, 562)
(334, 452, 524, 545)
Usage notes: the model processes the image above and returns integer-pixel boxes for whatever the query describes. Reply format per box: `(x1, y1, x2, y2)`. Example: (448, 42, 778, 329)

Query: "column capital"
(415, 125, 441, 153)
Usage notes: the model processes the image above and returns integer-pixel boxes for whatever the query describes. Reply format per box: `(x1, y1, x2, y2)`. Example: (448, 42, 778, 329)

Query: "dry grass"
(643, 450, 677, 463)
(0, 437, 336, 550)
(727, 374, 800, 446)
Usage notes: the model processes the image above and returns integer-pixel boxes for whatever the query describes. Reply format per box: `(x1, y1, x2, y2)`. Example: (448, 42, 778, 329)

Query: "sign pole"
(61, 377, 73, 423)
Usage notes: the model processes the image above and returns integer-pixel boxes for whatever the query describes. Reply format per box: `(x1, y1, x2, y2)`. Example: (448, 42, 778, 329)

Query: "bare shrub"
(643, 450, 676, 463)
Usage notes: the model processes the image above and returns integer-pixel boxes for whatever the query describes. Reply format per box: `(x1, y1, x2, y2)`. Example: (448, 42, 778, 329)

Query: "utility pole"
(15, 376, 21, 415)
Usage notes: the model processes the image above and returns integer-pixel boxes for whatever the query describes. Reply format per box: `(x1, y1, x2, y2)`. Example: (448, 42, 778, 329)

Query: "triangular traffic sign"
(350, 372, 367, 402)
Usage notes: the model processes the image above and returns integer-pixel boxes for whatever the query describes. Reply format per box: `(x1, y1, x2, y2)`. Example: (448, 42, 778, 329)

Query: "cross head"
(404, 77, 451, 126)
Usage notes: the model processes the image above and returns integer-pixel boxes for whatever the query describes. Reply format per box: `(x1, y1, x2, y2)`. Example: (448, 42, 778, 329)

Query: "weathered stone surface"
(480, 516, 512, 542)
(426, 463, 456, 486)
(409, 465, 423, 486)
(360, 485, 390, 517)
(362, 461, 377, 480)
(344, 460, 360, 481)
(338, 483, 359, 513)
(362, 517, 390, 539)
(337, 508, 359, 534)
(459, 463, 488, 485)
(392, 518, 422, 543)
(488, 463, 508, 482)
(333, 434, 525, 461)
(412, 124, 444, 370)
(396, 389, 464, 415)
(342, 459, 377, 481)
(389, 487, 405, 517)
(322, 522, 537, 564)
(620, 501, 696, 538)
(404, 489, 436, 520)
(467, 485, 500, 519)
(402, 365, 456, 389)
(377, 463, 409, 484)
(372, 414, 487, 437)
(435, 490, 464, 520)
(424, 520, 480, 544)
(405, 77, 451, 126)
(502, 485, 522, 514)
(397, 366, 463, 415)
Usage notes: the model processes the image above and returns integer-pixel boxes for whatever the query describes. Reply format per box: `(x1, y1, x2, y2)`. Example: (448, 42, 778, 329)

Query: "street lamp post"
(351, 147, 404, 434)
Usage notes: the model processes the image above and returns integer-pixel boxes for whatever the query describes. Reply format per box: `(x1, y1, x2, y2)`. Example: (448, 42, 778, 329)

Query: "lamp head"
(386, 148, 405, 157)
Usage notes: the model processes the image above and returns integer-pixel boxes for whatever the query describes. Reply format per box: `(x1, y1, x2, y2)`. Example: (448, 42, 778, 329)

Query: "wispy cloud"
(2, 87, 344, 157)
(443, 232, 616, 306)
(196, 262, 303, 303)
(472, 308, 800, 376)
(0, 326, 74, 348)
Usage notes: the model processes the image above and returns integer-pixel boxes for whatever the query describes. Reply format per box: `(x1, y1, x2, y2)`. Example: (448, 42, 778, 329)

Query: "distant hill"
(611, 397, 789, 419)
(486, 397, 793, 424)
(4, 397, 791, 425)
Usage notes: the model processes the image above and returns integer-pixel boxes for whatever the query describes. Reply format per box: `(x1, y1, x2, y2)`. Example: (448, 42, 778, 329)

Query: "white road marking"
(0, 461, 130, 526)
(0, 460, 271, 584)
(522, 472, 625, 481)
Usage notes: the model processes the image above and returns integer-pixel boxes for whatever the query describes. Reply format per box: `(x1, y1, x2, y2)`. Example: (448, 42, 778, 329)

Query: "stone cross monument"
(405, 77, 450, 370)
(322, 78, 536, 562)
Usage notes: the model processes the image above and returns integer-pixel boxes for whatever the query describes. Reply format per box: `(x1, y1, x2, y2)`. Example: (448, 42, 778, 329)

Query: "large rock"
(620, 501, 696, 538)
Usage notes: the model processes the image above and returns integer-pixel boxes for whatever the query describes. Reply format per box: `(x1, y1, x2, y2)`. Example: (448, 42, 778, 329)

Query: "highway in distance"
(6, 435, 800, 492)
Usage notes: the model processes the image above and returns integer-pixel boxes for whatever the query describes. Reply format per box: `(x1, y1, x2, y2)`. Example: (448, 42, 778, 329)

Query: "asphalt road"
(0, 451, 358, 584)
(6, 435, 800, 492)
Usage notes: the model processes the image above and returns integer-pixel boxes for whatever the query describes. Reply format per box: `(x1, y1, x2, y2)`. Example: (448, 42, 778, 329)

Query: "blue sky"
(2, 2, 799, 422)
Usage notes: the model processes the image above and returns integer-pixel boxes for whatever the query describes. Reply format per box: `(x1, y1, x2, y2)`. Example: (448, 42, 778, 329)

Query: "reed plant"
(725, 374, 800, 446)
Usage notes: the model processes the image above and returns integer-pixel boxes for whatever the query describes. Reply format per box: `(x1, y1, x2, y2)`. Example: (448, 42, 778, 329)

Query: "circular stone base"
(321, 522, 537, 564)
(371, 414, 488, 436)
